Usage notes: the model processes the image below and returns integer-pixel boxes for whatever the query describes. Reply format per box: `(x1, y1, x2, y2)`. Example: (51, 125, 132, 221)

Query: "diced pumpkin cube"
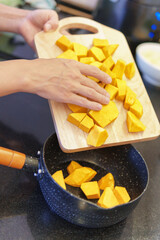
(85, 167, 97, 181)
(102, 44, 119, 58)
(67, 161, 82, 174)
(73, 42, 88, 58)
(67, 113, 86, 127)
(105, 84, 118, 100)
(87, 124, 108, 147)
(87, 76, 99, 83)
(124, 87, 137, 110)
(80, 57, 95, 64)
(125, 62, 135, 79)
(90, 61, 103, 69)
(88, 101, 119, 128)
(67, 103, 88, 113)
(64, 167, 96, 187)
(52, 170, 66, 190)
(100, 64, 116, 83)
(93, 38, 109, 48)
(112, 59, 126, 79)
(88, 46, 106, 62)
(79, 115, 94, 133)
(98, 173, 115, 190)
(113, 186, 131, 204)
(129, 99, 143, 119)
(98, 187, 119, 208)
(57, 49, 78, 61)
(127, 111, 146, 132)
(116, 79, 127, 101)
(81, 181, 100, 199)
(55, 35, 72, 51)
(102, 56, 115, 70)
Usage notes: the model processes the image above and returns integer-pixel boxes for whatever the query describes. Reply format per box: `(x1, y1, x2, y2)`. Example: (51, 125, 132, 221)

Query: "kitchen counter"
(0, 39, 160, 240)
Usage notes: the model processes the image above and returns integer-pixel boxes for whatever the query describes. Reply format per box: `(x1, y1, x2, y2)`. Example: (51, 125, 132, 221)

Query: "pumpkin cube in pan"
(67, 161, 82, 174)
(81, 181, 100, 199)
(52, 170, 66, 190)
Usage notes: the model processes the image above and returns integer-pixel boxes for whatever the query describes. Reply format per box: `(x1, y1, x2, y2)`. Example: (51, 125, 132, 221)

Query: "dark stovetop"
(0, 35, 160, 240)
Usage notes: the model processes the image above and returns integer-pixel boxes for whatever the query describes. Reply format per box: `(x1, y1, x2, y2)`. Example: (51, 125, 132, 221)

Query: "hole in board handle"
(59, 23, 99, 35)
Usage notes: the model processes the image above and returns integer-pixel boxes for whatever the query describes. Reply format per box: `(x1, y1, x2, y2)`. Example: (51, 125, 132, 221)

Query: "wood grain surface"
(34, 17, 160, 152)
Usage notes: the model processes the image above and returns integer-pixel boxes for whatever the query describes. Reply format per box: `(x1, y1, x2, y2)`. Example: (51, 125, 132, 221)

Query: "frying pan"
(0, 133, 149, 228)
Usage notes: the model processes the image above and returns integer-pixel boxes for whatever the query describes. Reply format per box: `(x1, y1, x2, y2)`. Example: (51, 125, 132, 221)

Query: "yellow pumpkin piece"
(55, 35, 72, 51)
(125, 62, 135, 79)
(52, 170, 66, 190)
(87, 124, 108, 147)
(81, 181, 100, 199)
(88, 46, 106, 62)
(105, 84, 118, 100)
(127, 111, 146, 132)
(87, 76, 99, 83)
(98, 82, 106, 88)
(85, 167, 97, 181)
(67, 161, 82, 174)
(98, 187, 119, 208)
(90, 61, 103, 69)
(80, 57, 95, 64)
(113, 186, 131, 204)
(102, 56, 115, 70)
(65, 167, 91, 187)
(93, 38, 109, 48)
(57, 49, 78, 61)
(129, 99, 143, 119)
(102, 44, 119, 58)
(124, 87, 137, 110)
(72, 42, 88, 58)
(67, 103, 88, 113)
(110, 77, 118, 87)
(64, 167, 97, 187)
(100, 64, 116, 82)
(79, 115, 94, 133)
(98, 173, 115, 190)
(116, 79, 127, 101)
(67, 113, 86, 127)
(88, 101, 119, 128)
(87, 61, 103, 82)
(112, 59, 126, 79)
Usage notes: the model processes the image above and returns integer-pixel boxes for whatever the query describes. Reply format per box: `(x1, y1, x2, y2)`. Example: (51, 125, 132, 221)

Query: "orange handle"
(0, 147, 26, 169)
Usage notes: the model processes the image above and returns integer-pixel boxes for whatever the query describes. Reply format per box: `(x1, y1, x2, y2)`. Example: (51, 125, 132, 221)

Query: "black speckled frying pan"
(0, 133, 149, 228)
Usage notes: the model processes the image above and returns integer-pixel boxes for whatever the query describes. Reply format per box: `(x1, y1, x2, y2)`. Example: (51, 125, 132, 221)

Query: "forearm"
(0, 4, 29, 34)
(0, 60, 28, 96)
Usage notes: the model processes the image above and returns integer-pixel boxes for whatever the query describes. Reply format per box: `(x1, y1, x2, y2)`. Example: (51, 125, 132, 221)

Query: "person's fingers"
(67, 93, 103, 111)
(76, 62, 112, 84)
(80, 75, 110, 98)
(72, 83, 110, 106)
(43, 12, 59, 31)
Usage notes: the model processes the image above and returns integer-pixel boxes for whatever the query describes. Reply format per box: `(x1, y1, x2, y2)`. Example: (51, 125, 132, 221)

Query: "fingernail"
(108, 77, 112, 83)
(44, 23, 52, 31)
(97, 104, 102, 110)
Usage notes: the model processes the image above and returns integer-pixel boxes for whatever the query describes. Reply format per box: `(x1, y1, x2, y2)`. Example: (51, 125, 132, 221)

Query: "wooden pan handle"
(0, 147, 26, 169)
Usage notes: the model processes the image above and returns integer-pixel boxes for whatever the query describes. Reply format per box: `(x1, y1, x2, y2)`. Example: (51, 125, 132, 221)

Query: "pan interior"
(44, 134, 148, 204)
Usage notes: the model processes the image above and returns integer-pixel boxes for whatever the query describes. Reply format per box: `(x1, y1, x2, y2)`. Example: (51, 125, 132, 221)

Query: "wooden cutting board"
(34, 17, 160, 153)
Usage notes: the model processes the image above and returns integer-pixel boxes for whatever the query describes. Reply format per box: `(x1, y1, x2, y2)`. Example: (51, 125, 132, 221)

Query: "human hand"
(21, 58, 111, 110)
(18, 9, 59, 49)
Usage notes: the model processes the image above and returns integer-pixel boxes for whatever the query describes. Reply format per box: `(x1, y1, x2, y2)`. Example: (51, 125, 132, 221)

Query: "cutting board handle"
(55, 17, 104, 36)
